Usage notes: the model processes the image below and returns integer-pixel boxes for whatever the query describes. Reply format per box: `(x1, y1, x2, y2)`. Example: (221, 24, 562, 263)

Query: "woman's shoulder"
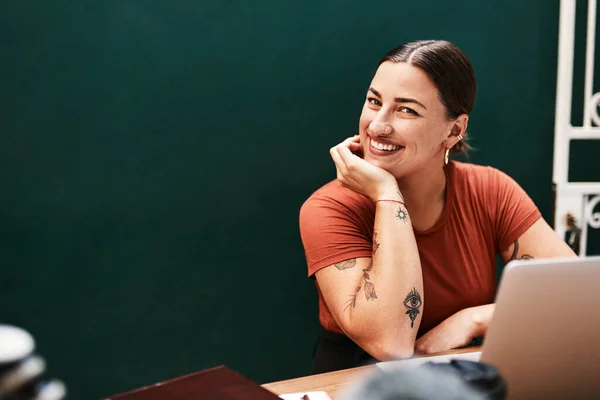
(300, 180, 373, 218)
(450, 160, 499, 176)
(449, 161, 527, 215)
(450, 161, 507, 190)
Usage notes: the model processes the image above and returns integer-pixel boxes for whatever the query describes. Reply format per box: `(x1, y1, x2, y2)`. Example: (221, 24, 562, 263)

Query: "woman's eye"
(398, 107, 418, 116)
(368, 97, 382, 107)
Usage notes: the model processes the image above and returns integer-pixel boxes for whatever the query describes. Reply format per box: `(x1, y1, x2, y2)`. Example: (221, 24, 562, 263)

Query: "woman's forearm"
(466, 304, 495, 338)
(346, 190, 424, 359)
(413, 303, 495, 355)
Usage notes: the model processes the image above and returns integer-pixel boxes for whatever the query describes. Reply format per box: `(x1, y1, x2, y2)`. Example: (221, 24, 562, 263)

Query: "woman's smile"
(367, 136, 405, 157)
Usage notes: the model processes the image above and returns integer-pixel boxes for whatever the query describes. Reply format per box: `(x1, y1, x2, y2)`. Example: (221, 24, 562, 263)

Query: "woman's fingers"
(329, 135, 398, 200)
(348, 141, 362, 152)
(347, 135, 363, 156)
(330, 148, 351, 187)
(329, 145, 347, 175)
(330, 135, 367, 188)
(341, 135, 360, 148)
(337, 143, 362, 168)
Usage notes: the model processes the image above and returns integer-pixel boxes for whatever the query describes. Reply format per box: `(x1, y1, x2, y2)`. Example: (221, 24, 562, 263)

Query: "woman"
(299, 40, 576, 374)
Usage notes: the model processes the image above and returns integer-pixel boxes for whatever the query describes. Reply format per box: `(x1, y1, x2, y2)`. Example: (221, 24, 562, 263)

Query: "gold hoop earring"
(444, 148, 450, 165)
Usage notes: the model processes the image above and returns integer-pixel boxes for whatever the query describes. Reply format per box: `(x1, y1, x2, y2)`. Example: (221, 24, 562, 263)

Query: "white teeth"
(371, 140, 401, 151)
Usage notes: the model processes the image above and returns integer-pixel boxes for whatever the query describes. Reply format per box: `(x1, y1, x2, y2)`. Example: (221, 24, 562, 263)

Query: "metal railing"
(553, 0, 600, 255)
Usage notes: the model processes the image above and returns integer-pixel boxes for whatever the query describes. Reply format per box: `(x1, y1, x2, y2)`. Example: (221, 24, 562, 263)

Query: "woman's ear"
(443, 114, 468, 149)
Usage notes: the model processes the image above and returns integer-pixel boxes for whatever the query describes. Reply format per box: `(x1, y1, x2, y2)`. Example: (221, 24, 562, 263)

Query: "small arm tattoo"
(395, 205, 408, 223)
(342, 231, 382, 312)
(403, 288, 422, 328)
(343, 259, 377, 312)
(344, 283, 362, 311)
(362, 260, 377, 300)
(505, 240, 533, 261)
(334, 258, 356, 270)
(364, 258, 374, 272)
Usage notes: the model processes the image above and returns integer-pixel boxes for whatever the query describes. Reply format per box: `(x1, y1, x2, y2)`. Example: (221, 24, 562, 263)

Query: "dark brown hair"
(379, 40, 476, 155)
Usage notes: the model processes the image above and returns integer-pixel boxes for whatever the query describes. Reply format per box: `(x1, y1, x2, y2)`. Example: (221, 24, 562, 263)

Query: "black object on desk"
(425, 360, 507, 400)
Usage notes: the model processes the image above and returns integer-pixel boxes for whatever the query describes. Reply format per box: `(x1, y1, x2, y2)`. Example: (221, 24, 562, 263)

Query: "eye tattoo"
(403, 288, 422, 328)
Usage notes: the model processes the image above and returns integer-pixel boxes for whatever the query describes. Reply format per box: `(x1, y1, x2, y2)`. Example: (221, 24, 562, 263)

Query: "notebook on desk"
(378, 256, 600, 399)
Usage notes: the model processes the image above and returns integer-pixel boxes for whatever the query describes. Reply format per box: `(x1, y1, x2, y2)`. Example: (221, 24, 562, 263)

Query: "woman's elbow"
(345, 325, 416, 361)
(364, 338, 415, 361)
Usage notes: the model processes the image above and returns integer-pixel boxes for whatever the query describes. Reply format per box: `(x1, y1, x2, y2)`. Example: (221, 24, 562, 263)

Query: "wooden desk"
(262, 346, 482, 400)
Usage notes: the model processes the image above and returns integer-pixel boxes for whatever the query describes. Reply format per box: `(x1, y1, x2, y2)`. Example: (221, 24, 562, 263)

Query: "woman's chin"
(366, 156, 395, 170)
(365, 157, 407, 179)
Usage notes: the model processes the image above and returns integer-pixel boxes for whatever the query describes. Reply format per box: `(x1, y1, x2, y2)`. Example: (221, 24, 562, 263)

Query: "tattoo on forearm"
(395, 205, 408, 223)
(373, 231, 380, 255)
(343, 259, 377, 312)
(403, 288, 422, 328)
(363, 260, 377, 300)
(344, 284, 362, 311)
(505, 240, 533, 261)
(335, 258, 357, 270)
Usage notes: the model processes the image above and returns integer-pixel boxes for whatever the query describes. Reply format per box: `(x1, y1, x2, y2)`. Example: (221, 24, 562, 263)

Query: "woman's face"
(358, 61, 465, 178)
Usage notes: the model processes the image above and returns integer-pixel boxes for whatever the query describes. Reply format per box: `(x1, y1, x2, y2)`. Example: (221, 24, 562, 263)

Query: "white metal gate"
(553, 0, 600, 255)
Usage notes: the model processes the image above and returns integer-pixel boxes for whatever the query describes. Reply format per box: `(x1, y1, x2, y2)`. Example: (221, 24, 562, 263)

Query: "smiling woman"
(299, 40, 576, 374)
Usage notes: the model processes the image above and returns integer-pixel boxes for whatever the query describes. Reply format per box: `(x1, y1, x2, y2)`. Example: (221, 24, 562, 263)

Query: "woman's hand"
(330, 135, 399, 201)
(414, 305, 494, 355)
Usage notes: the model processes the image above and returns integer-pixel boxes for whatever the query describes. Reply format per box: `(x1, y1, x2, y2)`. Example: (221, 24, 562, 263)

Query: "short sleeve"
(299, 193, 373, 278)
(490, 168, 542, 253)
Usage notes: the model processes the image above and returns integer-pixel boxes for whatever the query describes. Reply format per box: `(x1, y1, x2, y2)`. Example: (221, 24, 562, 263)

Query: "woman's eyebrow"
(368, 87, 426, 110)
(394, 97, 427, 110)
(368, 87, 382, 97)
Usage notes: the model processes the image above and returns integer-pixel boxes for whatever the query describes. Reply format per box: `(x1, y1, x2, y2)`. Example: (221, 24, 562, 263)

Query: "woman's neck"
(397, 163, 447, 231)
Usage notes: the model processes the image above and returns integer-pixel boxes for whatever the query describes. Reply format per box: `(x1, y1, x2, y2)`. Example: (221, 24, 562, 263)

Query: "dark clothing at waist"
(312, 327, 378, 374)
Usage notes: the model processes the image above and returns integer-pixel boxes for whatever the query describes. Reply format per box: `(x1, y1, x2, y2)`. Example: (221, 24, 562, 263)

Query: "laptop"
(377, 256, 600, 399)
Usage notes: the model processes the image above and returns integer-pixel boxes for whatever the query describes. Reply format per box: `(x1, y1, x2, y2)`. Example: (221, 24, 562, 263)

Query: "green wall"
(1, 1, 596, 398)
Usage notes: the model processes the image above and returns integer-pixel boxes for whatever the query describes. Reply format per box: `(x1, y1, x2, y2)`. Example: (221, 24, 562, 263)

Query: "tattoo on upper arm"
(334, 258, 356, 270)
(373, 231, 380, 254)
(403, 288, 422, 328)
(504, 240, 533, 261)
(395, 205, 408, 223)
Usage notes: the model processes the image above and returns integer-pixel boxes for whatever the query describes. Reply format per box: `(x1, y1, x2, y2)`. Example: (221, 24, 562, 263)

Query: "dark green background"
(1, 1, 598, 398)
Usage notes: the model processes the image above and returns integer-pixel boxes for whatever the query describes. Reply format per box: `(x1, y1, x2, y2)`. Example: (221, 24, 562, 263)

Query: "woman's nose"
(369, 119, 393, 136)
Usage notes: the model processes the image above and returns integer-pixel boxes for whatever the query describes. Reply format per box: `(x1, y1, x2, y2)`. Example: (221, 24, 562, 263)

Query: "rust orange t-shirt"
(299, 161, 541, 337)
